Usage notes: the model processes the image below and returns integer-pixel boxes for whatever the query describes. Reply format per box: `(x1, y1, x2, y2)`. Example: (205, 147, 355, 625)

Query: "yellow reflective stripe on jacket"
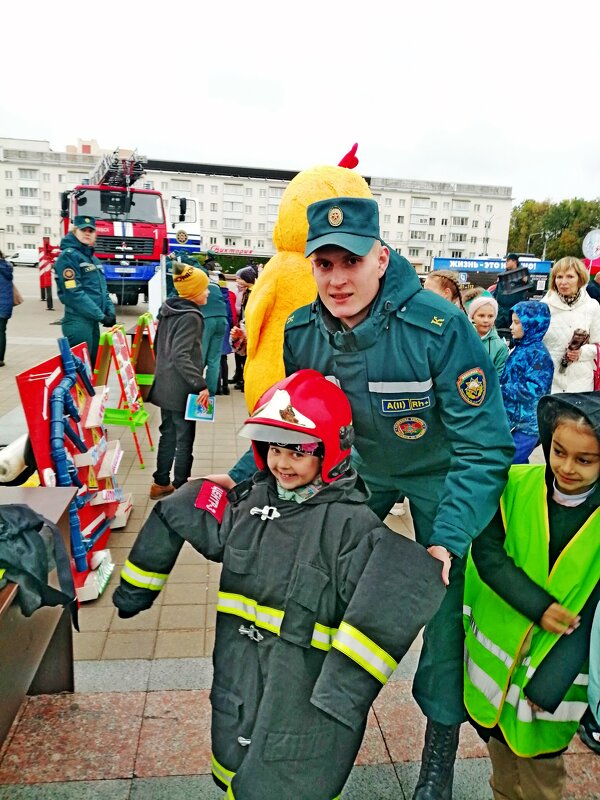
(120, 559, 168, 591)
(216, 591, 284, 634)
(0, 568, 5, 580)
(333, 621, 397, 684)
(211, 753, 234, 788)
(216, 591, 338, 652)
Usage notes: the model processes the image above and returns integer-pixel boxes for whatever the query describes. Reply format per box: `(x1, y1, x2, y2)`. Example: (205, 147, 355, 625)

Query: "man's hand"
(427, 545, 452, 586)
(540, 602, 580, 635)
(196, 388, 210, 409)
(566, 349, 581, 362)
(195, 473, 236, 490)
(102, 314, 117, 327)
(526, 698, 546, 713)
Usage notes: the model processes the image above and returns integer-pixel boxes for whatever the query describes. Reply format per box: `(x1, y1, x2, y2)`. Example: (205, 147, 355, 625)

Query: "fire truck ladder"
(89, 149, 147, 188)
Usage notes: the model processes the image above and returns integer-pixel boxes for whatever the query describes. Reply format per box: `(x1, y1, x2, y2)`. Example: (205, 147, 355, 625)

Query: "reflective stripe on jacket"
(463, 464, 600, 756)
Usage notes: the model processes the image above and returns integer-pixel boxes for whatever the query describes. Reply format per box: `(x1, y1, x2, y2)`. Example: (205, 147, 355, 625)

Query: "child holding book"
(114, 369, 444, 799)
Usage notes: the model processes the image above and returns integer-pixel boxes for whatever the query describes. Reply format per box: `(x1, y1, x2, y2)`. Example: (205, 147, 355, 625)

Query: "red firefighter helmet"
(240, 370, 354, 483)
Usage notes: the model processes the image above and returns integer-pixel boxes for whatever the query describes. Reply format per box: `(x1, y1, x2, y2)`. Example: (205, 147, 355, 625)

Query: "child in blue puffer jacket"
(500, 300, 554, 464)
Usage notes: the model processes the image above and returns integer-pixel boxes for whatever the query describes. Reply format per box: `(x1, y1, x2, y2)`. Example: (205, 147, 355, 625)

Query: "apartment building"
(0, 138, 512, 270)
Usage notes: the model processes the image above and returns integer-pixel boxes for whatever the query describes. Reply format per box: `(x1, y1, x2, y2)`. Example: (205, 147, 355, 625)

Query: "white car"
(7, 249, 39, 268)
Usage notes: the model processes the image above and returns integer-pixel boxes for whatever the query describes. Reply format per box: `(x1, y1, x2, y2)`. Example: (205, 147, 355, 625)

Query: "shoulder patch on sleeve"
(195, 480, 228, 522)
(285, 303, 314, 330)
(456, 367, 487, 406)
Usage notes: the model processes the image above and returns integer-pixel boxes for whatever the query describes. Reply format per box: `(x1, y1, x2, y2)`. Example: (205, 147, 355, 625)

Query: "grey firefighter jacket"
(113, 473, 444, 800)
(283, 248, 514, 556)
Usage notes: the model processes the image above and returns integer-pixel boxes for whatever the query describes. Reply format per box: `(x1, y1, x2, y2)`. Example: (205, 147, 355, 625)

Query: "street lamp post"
(526, 231, 544, 255)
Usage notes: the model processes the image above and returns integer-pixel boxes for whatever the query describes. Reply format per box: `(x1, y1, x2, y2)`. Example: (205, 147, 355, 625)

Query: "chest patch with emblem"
(393, 417, 427, 440)
(456, 368, 486, 406)
(381, 396, 432, 415)
(62, 268, 75, 280)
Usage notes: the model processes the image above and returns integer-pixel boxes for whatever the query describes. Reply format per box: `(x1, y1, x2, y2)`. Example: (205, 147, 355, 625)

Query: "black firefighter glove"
(102, 313, 117, 328)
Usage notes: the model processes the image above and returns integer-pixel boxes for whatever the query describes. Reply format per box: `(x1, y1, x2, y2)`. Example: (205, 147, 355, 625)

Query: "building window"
(410, 230, 426, 240)
(244, 205, 252, 214)
(429, 218, 436, 226)
(383, 214, 391, 223)
(43, 191, 51, 200)
(4, 171, 12, 179)
(244, 239, 251, 247)
(22, 224, 36, 234)
(397, 215, 404, 224)
(20, 206, 39, 216)
(259, 188, 267, 198)
(20, 186, 38, 197)
(426, 250, 433, 256)
(161, 182, 169, 191)
(269, 187, 285, 198)
(258, 223, 266, 232)
(451, 250, 463, 258)
(223, 218, 242, 229)
(441, 219, 448, 226)
(384, 198, 391, 207)
(443, 202, 450, 210)
(224, 183, 243, 195)
(382, 231, 390, 239)
(474, 204, 480, 212)
(143, 181, 154, 190)
(427, 233, 434, 241)
(259, 206, 266, 215)
(472, 220, 479, 228)
(430, 201, 437, 210)
(6, 243, 15, 251)
(210, 220, 217, 228)
(244, 222, 251, 231)
(224, 238, 237, 245)
(484, 220, 491, 229)
(209, 236, 217, 245)
(438, 250, 443, 256)
(6, 225, 14, 233)
(440, 234, 445, 242)
(245, 187, 253, 196)
(451, 233, 467, 242)
(486, 205, 493, 213)
(57, 174, 63, 183)
(395, 248, 402, 254)
(223, 201, 243, 212)
(410, 215, 429, 225)
(409, 248, 420, 256)
(43, 209, 52, 217)
(210, 203, 218, 212)
(452, 200, 470, 211)
(19, 169, 39, 180)
(5, 189, 12, 197)
(257, 240, 265, 248)
(44, 227, 51, 234)
(470, 236, 477, 243)
(412, 197, 430, 209)
(5, 208, 12, 215)
(451, 217, 468, 226)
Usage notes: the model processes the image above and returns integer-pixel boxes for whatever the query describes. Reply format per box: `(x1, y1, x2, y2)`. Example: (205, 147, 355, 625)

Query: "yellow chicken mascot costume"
(243, 145, 373, 410)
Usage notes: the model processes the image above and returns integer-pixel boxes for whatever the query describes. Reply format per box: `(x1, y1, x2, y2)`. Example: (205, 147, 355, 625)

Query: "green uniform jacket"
(113, 475, 444, 799)
(479, 327, 509, 378)
(284, 250, 514, 558)
(54, 232, 115, 324)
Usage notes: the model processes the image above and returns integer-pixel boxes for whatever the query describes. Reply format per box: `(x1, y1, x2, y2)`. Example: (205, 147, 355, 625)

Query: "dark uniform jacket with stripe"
(113, 473, 444, 800)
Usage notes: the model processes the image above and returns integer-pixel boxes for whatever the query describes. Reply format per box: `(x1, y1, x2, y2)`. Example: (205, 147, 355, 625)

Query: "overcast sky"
(3, 1, 598, 205)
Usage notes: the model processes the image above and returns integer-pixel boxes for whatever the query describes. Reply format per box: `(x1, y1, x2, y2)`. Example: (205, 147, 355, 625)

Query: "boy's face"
(194, 287, 210, 305)
(510, 313, 524, 339)
(550, 421, 600, 495)
(267, 445, 321, 490)
(471, 304, 496, 337)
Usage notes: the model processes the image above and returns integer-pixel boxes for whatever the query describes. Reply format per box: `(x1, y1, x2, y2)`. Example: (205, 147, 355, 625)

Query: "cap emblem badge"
(328, 207, 343, 227)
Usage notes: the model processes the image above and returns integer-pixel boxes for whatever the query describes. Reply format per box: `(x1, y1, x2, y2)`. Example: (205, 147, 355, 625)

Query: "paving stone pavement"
(0, 283, 597, 798)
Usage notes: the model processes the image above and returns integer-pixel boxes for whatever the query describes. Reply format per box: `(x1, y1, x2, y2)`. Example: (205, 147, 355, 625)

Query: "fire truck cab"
(61, 151, 167, 306)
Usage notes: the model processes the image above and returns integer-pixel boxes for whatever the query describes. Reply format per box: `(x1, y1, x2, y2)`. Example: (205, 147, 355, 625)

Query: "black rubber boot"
(412, 719, 460, 800)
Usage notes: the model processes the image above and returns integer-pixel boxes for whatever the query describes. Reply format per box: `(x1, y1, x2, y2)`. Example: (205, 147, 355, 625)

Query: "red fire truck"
(60, 150, 167, 305)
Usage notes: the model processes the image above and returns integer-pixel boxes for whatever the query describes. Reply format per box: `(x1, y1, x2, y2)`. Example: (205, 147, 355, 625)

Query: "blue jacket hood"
(512, 300, 550, 345)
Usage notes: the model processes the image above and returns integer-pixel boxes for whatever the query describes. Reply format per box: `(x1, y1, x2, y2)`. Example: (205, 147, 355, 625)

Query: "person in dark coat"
(0, 250, 16, 367)
(500, 300, 554, 464)
(114, 370, 445, 799)
(465, 392, 600, 799)
(147, 263, 209, 499)
(53, 216, 116, 364)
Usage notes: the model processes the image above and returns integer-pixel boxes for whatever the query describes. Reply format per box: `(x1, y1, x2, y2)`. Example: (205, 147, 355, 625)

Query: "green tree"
(509, 198, 600, 260)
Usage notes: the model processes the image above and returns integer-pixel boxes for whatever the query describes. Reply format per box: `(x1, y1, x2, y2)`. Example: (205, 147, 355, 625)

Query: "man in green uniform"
(54, 215, 116, 364)
(226, 197, 514, 799)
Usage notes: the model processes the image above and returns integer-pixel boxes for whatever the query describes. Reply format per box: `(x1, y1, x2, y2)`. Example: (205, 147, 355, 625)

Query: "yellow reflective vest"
(463, 465, 600, 757)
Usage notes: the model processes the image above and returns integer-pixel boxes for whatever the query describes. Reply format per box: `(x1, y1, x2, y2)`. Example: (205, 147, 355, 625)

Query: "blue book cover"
(184, 394, 215, 422)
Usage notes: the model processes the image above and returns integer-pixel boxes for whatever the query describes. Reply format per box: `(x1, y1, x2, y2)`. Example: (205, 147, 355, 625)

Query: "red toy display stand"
(15, 341, 121, 601)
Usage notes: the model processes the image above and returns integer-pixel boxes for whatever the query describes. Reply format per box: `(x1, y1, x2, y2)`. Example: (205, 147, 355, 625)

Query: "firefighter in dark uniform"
(225, 197, 514, 799)
(54, 215, 116, 364)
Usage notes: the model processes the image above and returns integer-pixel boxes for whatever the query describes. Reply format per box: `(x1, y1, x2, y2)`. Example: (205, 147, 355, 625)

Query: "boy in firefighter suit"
(54, 216, 116, 364)
(113, 370, 445, 800)
(464, 392, 600, 799)
(219, 197, 514, 798)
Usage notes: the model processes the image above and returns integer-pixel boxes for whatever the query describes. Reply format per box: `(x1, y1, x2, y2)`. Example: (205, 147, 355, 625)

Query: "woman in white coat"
(542, 256, 600, 393)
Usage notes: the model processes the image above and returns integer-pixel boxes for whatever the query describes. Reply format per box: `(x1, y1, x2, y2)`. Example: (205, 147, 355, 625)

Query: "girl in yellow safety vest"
(463, 392, 600, 800)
